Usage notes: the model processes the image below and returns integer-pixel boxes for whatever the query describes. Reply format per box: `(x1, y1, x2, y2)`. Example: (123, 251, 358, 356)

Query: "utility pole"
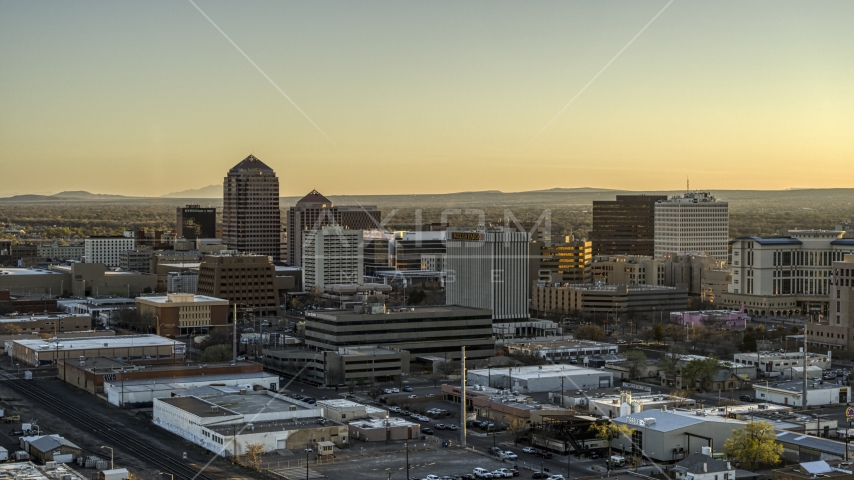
(405, 440, 410, 480)
(232, 304, 237, 363)
(461, 346, 467, 448)
(803, 324, 809, 409)
(561, 377, 565, 408)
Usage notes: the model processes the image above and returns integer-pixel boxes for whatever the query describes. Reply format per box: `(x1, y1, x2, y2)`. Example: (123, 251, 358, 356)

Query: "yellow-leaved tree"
(722, 420, 783, 470)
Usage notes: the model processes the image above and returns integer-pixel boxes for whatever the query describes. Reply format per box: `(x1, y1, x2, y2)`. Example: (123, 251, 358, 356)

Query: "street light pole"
(405, 440, 410, 480)
(101, 446, 114, 470)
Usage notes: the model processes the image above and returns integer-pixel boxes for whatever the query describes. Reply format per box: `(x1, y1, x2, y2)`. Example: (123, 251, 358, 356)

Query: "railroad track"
(0, 371, 217, 480)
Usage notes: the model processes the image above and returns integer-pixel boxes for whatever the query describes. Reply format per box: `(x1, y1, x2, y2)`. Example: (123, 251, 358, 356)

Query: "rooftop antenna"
(687, 176, 690, 192)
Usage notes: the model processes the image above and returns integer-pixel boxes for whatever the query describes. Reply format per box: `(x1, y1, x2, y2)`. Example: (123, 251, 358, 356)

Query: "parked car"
(535, 451, 553, 459)
(408, 394, 418, 398)
(425, 476, 441, 480)
(473, 468, 493, 479)
(426, 393, 435, 397)
(391, 388, 400, 393)
(739, 395, 753, 402)
(422, 428, 434, 435)
(508, 470, 520, 477)
(489, 446, 503, 456)
(502, 451, 518, 460)
(522, 447, 536, 454)
(616, 339, 627, 344)
(389, 406, 401, 413)
(493, 470, 512, 478)
(447, 424, 459, 430)
(547, 476, 565, 480)
(461, 475, 475, 480)
(435, 424, 447, 430)
(403, 386, 413, 392)
(531, 473, 548, 479)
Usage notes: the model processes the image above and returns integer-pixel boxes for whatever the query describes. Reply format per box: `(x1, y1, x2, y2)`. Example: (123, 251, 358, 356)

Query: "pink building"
(670, 305, 750, 328)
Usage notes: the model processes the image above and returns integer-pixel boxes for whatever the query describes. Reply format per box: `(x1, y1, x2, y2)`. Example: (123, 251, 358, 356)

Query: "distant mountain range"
(160, 185, 618, 198)
(2, 187, 854, 207)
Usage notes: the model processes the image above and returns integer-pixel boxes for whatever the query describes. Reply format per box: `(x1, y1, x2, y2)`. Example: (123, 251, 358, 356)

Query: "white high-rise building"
(654, 192, 729, 262)
(84, 236, 136, 267)
(445, 229, 529, 320)
(302, 226, 364, 291)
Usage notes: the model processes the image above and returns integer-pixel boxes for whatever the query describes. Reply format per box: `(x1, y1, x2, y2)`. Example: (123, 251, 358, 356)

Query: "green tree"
(743, 333, 757, 352)
(575, 325, 606, 342)
(406, 289, 427, 305)
(624, 350, 648, 379)
(653, 323, 665, 343)
(200, 344, 232, 362)
(682, 357, 722, 390)
(589, 423, 635, 471)
(722, 420, 783, 470)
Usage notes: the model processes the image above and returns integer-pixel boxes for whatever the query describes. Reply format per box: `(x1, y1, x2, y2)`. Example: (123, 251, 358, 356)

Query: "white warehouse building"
(466, 364, 613, 393)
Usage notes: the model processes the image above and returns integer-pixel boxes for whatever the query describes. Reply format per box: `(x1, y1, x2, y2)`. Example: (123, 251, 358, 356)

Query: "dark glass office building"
(590, 195, 666, 256)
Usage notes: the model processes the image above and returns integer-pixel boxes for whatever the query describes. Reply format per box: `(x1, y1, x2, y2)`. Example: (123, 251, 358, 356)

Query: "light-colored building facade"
(445, 229, 529, 320)
(732, 351, 832, 377)
(725, 232, 854, 317)
(37, 243, 84, 262)
(135, 293, 229, 337)
(302, 226, 363, 291)
(466, 364, 613, 393)
(654, 192, 729, 262)
(286, 190, 380, 268)
(808, 255, 854, 351)
(119, 246, 153, 273)
(153, 392, 348, 455)
(222, 155, 281, 262)
(84, 236, 135, 267)
(264, 345, 410, 386)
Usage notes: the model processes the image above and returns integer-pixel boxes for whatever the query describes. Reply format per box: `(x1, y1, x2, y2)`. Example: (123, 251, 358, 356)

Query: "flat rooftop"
(468, 364, 607, 379)
(312, 305, 491, 319)
(614, 409, 746, 432)
(762, 380, 841, 391)
(0, 313, 88, 323)
(350, 417, 419, 429)
(207, 417, 341, 435)
(135, 294, 227, 304)
(108, 371, 278, 389)
(317, 399, 365, 409)
(0, 268, 64, 276)
(159, 392, 316, 417)
(14, 334, 180, 350)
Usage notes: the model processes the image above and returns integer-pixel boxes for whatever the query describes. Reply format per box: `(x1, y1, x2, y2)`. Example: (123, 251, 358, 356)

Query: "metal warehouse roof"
(775, 431, 854, 456)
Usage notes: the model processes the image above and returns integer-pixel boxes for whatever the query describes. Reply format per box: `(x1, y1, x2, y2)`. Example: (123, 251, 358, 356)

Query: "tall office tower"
(531, 238, 592, 285)
(654, 192, 729, 262)
(363, 230, 393, 276)
(391, 231, 446, 270)
(445, 229, 529, 321)
(302, 226, 364, 291)
(222, 155, 281, 262)
(591, 195, 666, 257)
(286, 189, 380, 267)
(176, 205, 217, 240)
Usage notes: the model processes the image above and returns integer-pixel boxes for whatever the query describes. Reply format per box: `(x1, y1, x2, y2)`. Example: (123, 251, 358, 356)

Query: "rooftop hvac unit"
(211, 406, 219, 413)
(104, 343, 109, 347)
(44, 461, 57, 469)
(239, 389, 247, 395)
(289, 405, 297, 411)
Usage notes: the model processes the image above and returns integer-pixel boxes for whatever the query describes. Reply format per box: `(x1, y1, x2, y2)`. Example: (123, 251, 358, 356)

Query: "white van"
(473, 468, 493, 478)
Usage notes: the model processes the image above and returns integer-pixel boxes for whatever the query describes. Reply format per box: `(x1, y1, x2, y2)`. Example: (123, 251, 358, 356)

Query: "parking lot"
(313, 446, 517, 480)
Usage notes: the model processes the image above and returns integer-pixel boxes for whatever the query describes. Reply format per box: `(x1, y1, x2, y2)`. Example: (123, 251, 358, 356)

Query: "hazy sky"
(1, 1, 852, 197)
